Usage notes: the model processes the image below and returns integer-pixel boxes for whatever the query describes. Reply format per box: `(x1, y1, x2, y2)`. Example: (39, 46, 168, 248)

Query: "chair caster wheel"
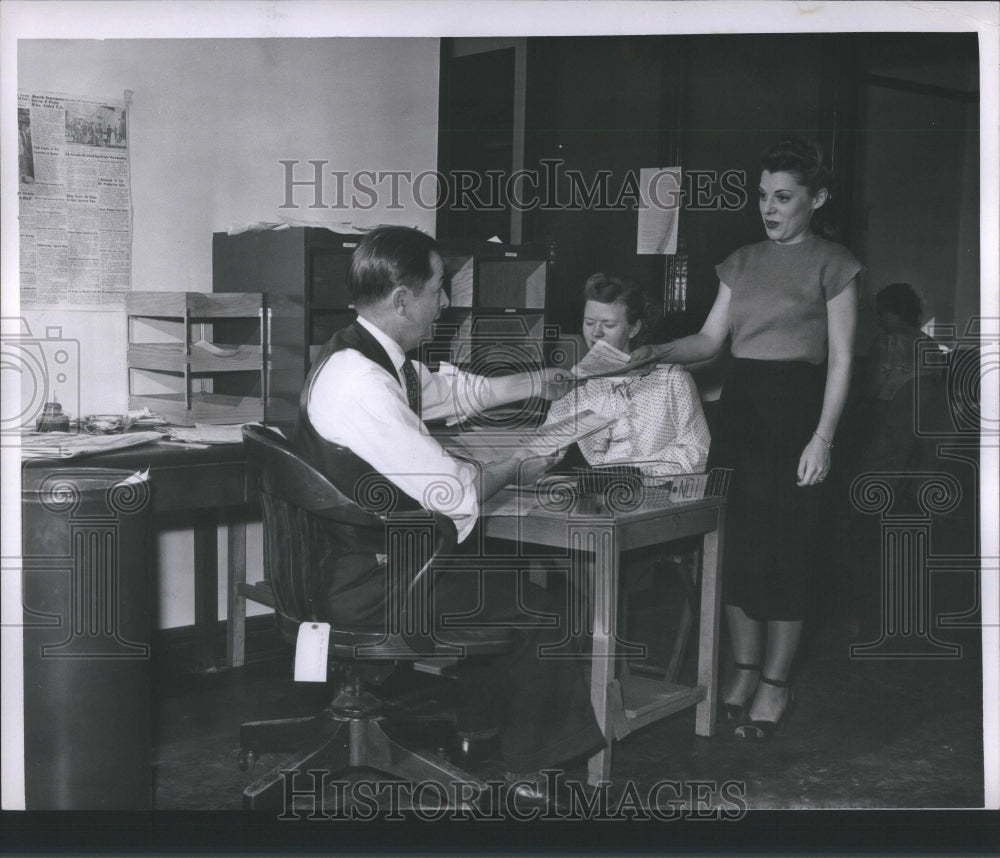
(239, 749, 257, 771)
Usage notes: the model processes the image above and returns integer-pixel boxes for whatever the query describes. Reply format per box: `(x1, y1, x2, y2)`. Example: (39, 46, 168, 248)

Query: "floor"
(152, 546, 985, 815)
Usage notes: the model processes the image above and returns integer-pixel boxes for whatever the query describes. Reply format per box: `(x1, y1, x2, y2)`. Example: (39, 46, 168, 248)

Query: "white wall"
(17, 38, 440, 627)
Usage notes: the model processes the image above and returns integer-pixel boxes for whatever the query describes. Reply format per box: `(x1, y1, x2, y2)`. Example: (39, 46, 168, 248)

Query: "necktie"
(401, 359, 421, 416)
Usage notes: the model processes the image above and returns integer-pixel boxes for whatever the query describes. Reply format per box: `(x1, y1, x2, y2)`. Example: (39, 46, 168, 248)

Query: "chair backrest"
(242, 424, 456, 650)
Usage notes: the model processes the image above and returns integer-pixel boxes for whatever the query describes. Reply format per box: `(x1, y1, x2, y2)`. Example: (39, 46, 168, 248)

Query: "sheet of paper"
(637, 166, 680, 255)
(449, 409, 613, 464)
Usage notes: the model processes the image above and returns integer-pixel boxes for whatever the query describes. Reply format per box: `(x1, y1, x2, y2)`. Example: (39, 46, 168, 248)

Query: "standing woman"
(629, 137, 862, 741)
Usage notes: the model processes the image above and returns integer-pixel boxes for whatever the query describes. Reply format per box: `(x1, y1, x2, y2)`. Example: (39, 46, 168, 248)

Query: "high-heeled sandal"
(720, 662, 760, 725)
(734, 675, 795, 742)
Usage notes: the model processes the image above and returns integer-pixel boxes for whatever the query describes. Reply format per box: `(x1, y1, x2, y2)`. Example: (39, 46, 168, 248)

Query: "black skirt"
(708, 358, 828, 621)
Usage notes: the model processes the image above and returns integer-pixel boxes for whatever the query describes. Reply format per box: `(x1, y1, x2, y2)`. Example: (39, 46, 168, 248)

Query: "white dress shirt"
(306, 316, 495, 542)
(543, 364, 710, 482)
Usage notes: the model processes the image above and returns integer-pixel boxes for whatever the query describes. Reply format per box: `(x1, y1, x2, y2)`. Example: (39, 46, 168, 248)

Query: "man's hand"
(538, 367, 575, 401)
(513, 449, 562, 486)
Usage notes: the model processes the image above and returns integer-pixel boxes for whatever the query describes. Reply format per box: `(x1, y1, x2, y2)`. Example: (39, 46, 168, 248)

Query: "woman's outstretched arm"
(629, 283, 731, 366)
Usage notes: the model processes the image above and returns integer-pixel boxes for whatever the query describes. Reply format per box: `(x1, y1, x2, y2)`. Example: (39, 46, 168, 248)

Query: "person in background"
(543, 273, 710, 482)
(296, 226, 603, 806)
(629, 137, 863, 741)
(866, 282, 930, 402)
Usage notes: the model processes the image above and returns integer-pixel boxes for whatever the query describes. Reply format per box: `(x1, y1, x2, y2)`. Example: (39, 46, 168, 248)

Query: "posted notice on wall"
(17, 90, 132, 307)
(636, 166, 680, 256)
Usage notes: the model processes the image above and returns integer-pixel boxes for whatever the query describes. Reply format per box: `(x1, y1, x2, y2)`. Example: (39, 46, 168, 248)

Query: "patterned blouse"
(543, 364, 711, 483)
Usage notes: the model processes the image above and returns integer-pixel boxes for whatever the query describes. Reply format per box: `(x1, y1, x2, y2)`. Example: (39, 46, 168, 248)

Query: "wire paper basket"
(534, 465, 733, 514)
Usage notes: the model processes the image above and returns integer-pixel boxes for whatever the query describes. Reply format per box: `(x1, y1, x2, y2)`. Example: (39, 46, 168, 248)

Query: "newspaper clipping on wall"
(17, 90, 132, 306)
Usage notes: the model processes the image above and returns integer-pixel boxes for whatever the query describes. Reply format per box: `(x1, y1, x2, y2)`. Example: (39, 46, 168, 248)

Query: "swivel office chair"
(238, 425, 513, 811)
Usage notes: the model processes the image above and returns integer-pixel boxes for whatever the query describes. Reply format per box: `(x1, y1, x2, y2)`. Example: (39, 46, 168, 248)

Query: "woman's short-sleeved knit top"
(715, 233, 863, 365)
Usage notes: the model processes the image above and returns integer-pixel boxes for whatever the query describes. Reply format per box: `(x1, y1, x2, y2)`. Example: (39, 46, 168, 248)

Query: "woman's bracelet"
(813, 430, 834, 450)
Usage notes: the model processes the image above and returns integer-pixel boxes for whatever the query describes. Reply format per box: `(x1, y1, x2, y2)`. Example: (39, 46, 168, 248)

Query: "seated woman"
(544, 273, 710, 482)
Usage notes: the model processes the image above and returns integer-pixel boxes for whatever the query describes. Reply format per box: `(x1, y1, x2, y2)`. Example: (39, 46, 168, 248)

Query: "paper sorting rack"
(126, 292, 292, 426)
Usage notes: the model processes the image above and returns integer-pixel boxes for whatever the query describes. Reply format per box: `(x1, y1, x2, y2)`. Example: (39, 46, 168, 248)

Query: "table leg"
(695, 521, 723, 736)
(193, 516, 219, 672)
(226, 514, 247, 668)
(581, 523, 619, 787)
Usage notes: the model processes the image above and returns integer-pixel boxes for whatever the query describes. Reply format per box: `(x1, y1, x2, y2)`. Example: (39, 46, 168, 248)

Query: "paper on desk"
(165, 423, 246, 444)
(126, 407, 167, 426)
(637, 167, 680, 255)
(449, 409, 613, 464)
(20, 431, 166, 459)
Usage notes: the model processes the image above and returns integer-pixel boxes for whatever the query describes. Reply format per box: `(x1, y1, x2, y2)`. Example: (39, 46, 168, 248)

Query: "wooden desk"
(24, 440, 254, 671)
(483, 487, 725, 786)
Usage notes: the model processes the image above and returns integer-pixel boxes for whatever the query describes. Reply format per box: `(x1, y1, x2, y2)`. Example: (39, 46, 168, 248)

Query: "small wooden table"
(482, 486, 725, 786)
(24, 440, 255, 671)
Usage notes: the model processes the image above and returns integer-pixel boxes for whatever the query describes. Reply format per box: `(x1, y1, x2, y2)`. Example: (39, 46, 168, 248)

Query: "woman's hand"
(626, 343, 669, 376)
(627, 343, 662, 364)
(797, 434, 831, 487)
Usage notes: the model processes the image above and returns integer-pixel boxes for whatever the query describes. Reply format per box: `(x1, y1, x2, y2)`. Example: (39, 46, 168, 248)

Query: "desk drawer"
(620, 504, 721, 552)
(151, 461, 249, 511)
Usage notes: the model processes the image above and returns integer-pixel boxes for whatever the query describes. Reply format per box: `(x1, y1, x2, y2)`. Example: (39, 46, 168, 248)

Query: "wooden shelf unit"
(126, 291, 292, 426)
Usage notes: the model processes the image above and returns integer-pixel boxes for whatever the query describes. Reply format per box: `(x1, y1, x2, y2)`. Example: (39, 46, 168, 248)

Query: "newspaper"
(571, 338, 665, 380)
(20, 431, 166, 460)
(165, 423, 247, 445)
(448, 409, 613, 465)
(571, 339, 631, 378)
(18, 90, 132, 307)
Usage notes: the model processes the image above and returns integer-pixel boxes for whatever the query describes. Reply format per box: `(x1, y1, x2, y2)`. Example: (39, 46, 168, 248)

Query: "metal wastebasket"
(21, 465, 153, 809)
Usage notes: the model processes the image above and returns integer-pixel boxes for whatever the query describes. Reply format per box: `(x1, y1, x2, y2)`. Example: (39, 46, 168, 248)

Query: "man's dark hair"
(348, 226, 440, 307)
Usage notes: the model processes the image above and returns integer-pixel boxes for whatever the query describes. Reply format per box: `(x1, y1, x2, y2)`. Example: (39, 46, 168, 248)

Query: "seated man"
(544, 273, 710, 482)
(295, 226, 603, 800)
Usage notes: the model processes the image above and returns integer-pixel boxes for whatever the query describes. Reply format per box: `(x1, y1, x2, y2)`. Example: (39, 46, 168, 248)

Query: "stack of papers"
(165, 423, 246, 444)
(21, 431, 166, 460)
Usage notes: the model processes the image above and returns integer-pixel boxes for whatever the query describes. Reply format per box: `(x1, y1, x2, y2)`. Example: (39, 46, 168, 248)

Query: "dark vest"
(294, 321, 423, 515)
(291, 321, 428, 626)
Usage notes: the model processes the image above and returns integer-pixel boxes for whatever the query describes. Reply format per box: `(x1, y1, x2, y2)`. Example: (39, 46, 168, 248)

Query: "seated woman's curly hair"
(583, 273, 653, 347)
